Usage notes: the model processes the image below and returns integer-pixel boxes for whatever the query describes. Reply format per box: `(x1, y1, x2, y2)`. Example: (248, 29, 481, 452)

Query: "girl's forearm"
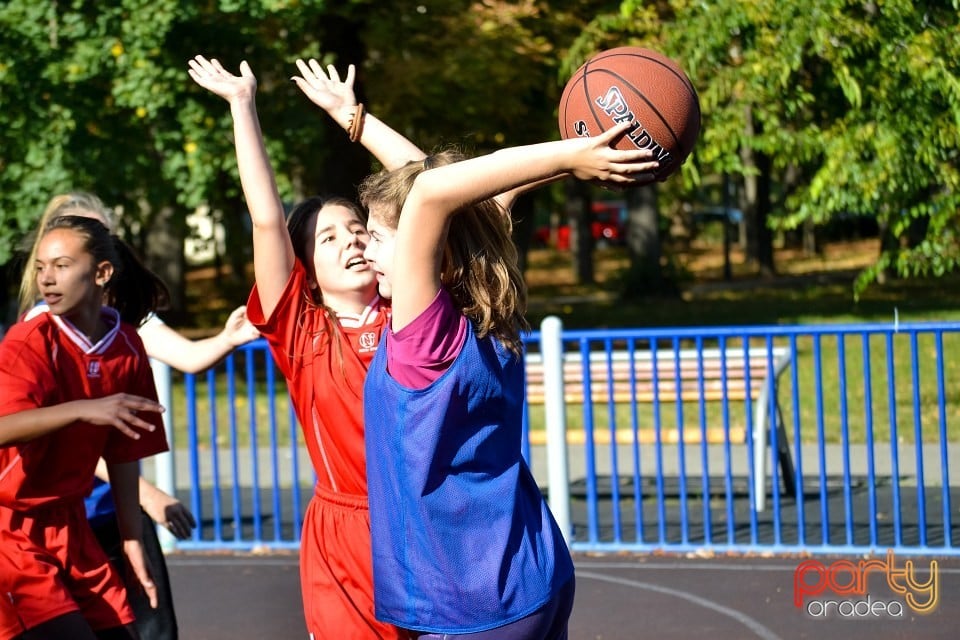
(140, 320, 233, 374)
(107, 461, 143, 541)
(228, 96, 296, 317)
(354, 112, 427, 171)
(0, 402, 86, 445)
(230, 98, 286, 231)
(412, 140, 574, 215)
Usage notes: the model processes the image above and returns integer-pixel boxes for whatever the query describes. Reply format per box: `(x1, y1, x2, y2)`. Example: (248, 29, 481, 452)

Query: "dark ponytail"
(105, 236, 170, 326)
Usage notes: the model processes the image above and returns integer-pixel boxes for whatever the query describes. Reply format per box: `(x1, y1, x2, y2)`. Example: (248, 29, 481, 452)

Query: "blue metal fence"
(153, 319, 960, 556)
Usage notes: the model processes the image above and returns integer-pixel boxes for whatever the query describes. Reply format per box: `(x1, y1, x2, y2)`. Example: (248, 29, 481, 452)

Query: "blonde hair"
(17, 192, 118, 317)
(358, 151, 529, 354)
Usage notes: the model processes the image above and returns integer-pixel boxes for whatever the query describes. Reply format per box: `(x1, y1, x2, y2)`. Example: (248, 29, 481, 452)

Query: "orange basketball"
(558, 47, 701, 181)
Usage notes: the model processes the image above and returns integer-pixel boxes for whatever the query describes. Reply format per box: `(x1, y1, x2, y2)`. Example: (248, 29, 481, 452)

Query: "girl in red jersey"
(16, 191, 260, 640)
(0, 215, 171, 640)
(188, 55, 424, 639)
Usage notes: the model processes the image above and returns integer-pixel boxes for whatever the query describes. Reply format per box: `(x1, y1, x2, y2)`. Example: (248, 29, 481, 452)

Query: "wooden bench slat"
(526, 388, 757, 406)
(523, 347, 791, 445)
(526, 426, 748, 445)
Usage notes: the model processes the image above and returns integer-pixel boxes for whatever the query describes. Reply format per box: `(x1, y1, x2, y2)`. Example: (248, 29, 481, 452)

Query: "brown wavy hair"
(357, 151, 529, 355)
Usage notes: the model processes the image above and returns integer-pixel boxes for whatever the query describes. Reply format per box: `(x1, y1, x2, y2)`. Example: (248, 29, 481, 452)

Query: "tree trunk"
(221, 194, 252, 287)
(876, 218, 899, 285)
(740, 106, 776, 276)
(755, 150, 776, 276)
(0, 261, 15, 328)
(306, 14, 372, 199)
(622, 184, 664, 297)
(143, 205, 188, 321)
(565, 180, 594, 284)
(802, 218, 818, 256)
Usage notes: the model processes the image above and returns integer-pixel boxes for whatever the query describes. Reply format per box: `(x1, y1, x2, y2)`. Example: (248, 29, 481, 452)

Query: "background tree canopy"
(1, 0, 958, 322)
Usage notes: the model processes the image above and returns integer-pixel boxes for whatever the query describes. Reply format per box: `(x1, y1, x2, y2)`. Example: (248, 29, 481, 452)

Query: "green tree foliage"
(0, 1, 602, 273)
(596, 0, 960, 293)
(0, 1, 360, 312)
(1, 0, 628, 320)
(9, 0, 955, 313)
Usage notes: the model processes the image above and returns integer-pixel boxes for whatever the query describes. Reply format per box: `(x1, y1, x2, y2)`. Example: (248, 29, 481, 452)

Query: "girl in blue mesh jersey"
(359, 122, 659, 638)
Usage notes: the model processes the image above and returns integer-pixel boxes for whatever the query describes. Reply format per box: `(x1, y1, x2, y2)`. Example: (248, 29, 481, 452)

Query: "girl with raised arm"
(358, 124, 658, 638)
(188, 54, 424, 638)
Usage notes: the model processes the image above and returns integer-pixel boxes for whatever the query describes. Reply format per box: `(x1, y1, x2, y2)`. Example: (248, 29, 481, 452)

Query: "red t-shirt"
(0, 308, 168, 510)
(247, 263, 388, 496)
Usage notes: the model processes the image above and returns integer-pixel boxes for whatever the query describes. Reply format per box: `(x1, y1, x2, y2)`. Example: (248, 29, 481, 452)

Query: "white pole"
(540, 315, 571, 544)
(753, 371, 769, 513)
(150, 358, 177, 552)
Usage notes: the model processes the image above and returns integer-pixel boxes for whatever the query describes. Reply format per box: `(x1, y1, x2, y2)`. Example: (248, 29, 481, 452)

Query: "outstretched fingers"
(306, 58, 334, 85)
(187, 54, 221, 79)
(188, 55, 256, 102)
(86, 393, 164, 440)
(292, 59, 356, 113)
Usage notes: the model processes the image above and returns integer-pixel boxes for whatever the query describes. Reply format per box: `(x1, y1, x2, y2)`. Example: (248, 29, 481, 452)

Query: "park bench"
(524, 345, 795, 509)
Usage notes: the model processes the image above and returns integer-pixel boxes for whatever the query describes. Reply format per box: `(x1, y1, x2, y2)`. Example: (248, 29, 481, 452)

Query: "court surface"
(167, 551, 959, 639)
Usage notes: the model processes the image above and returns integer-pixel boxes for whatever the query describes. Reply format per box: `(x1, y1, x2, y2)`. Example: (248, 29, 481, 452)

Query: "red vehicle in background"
(533, 200, 627, 250)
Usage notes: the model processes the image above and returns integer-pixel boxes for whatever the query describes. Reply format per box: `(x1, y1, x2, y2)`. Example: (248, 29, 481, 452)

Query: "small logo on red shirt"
(358, 331, 378, 353)
(87, 360, 102, 378)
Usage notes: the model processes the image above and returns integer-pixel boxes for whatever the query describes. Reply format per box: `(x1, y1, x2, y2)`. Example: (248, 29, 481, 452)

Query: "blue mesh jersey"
(364, 321, 574, 633)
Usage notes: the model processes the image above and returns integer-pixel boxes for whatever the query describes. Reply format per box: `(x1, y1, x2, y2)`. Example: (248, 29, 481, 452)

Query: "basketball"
(558, 46, 701, 181)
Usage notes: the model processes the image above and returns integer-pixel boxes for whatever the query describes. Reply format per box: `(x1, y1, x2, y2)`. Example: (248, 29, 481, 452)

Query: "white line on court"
(576, 570, 783, 640)
(577, 561, 793, 571)
(575, 560, 960, 574)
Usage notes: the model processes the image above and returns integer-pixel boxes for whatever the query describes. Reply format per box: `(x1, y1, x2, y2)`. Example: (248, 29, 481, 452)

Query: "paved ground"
(167, 551, 959, 640)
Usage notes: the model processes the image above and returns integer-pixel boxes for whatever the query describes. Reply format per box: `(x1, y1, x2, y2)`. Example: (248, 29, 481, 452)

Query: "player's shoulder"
(3, 311, 54, 341)
(113, 318, 150, 351)
(0, 313, 55, 359)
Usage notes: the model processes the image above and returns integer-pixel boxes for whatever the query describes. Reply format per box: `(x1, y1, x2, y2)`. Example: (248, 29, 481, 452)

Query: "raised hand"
(291, 59, 357, 116)
(79, 393, 164, 440)
(187, 55, 256, 104)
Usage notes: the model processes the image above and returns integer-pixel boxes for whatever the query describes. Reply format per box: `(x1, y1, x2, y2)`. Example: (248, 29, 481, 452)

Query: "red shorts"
(0, 502, 133, 640)
(301, 486, 405, 640)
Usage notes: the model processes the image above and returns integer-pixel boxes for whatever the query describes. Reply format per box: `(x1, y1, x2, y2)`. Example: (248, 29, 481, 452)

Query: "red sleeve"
(246, 261, 329, 380)
(102, 329, 169, 463)
(0, 327, 55, 418)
